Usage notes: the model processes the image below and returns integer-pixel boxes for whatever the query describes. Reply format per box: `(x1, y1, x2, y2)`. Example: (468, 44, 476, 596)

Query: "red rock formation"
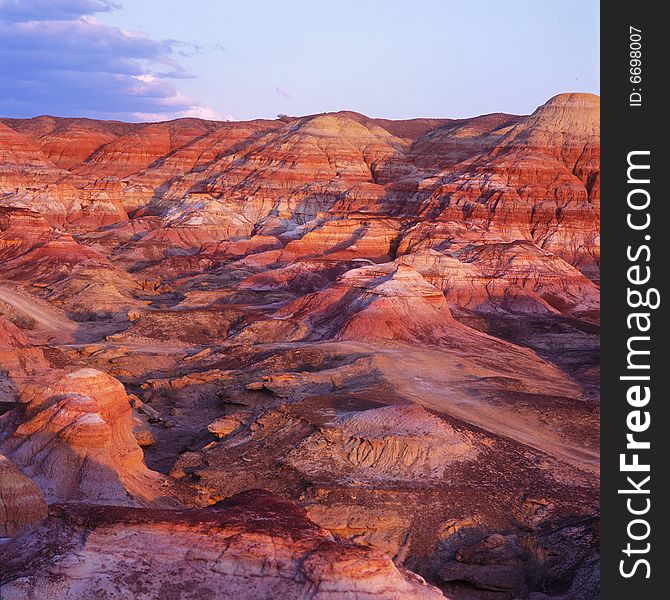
(1, 95, 599, 281)
(0, 94, 600, 599)
(273, 263, 457, 344)
(137, 113, 410, 249)
(10, 117, 129, 169)
(122, 119, 282, 212)
(0, 115, 135, 148)
(395, 245, 599, 319)
(0, 122, 58, 176)
(72, 118, 220, 179)
(0, 207, 142, 317)
(0, 123, 68, 222)
(0, 369, 181, 506)
(0, 123, 128, 227)
(0, 315, 51, 402)
(0, 490, 446, 599)
(0, 314, 32, 350)
(0, 453, 47, 536)
(408, 94, 600, 279)
(409, 112, 522, 172)
(0, 207, 110, 280)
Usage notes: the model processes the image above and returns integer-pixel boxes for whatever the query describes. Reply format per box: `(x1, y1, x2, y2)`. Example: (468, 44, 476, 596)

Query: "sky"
(0, 0, 600, 122)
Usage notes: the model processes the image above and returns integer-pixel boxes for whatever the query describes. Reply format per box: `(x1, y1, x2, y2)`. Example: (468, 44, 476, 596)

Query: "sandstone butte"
(0, 93, 599, 600)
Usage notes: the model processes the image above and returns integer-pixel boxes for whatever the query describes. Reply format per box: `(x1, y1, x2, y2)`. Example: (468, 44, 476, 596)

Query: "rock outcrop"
(0, 453, 47, 536)
(407, 94, 600, 280)
(272, 263, 459, 344)
(0, 207, 112, 282)
(0, 369, 179, 506)
(0, 94, 600, 599)
(0, 490, 446, 600)
(0, 315, 50, 401)
(287, 404, 475, 482)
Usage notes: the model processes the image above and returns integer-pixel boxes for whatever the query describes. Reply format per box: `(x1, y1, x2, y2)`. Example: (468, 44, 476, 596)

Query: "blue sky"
(0, 0, 599, 121)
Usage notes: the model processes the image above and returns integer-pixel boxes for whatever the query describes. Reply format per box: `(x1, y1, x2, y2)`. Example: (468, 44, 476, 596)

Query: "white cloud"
(0, 0, 229, 122)
(178, 106, 234, 121)
(132, 106, 234, 122)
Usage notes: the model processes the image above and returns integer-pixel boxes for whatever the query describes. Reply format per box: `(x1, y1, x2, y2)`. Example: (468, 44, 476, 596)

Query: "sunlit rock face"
(0, 316, 52, 402)
(0, 95, 599, 599)
(0, 369, 185, 507)
(0, 122, 127, 228)
(2, 94, 600, 279)
(403, 94, 600, 281)
(0, 453, 47, 536)
(0, 207, 111, 280)
(0, 490, 446, 600)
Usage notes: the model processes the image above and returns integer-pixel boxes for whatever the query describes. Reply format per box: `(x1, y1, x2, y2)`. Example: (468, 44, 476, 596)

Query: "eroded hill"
(0, 94, 599, 600)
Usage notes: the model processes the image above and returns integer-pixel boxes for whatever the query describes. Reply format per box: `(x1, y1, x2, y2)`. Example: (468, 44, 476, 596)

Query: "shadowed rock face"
(0, 94, 599, 599)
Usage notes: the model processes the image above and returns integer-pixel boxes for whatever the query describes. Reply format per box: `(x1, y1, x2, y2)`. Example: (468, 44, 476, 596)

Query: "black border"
(601, 2, 667, 597)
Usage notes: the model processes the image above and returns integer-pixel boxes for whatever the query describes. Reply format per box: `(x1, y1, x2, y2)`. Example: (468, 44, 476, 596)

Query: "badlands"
(0, 93, 599, 599)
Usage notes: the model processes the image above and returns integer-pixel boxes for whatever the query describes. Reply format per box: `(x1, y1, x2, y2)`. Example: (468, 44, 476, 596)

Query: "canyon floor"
(0, 94, 599, 599)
